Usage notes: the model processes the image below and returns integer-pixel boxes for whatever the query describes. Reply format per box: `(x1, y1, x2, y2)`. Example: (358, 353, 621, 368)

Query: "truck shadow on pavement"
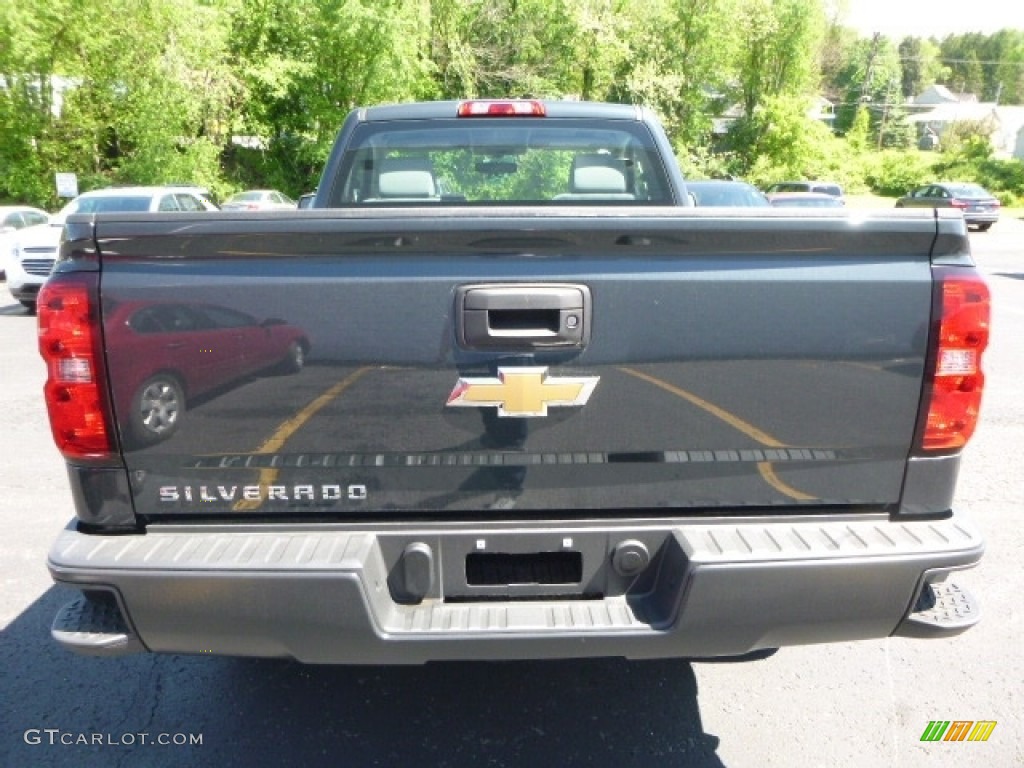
(0, 303, 33, 317)
(3, 587, 728, 768)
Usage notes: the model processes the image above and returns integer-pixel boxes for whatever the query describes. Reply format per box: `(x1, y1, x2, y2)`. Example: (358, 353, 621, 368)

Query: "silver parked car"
(895, 183, 1001, 231)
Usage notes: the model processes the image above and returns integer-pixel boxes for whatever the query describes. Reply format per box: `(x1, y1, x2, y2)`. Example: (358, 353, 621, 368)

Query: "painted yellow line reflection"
(619, 367, 786, 446)
(619, 366, 817, 501)
(233, 367, 373, 512)
(755, 461, 817, 502)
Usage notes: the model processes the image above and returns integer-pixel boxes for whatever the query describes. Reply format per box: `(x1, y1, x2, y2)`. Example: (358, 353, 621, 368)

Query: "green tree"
(427, 0, 577, 99)
(831, 34, 902, 137)
(734, 0, 826, 120)
(819, 12, 860, 100)
(876, 99, 916, 150)
(986, 29, 1024, 104)
(567, 0, 632, 102)
(225, 0, 435, 193)
(610, 0, 740, 150)
(728, 94, 837, 179)
(0, 0, 239, 205)
(723, 0, 828, 172)
(938, 35, 985, 96)
(845, 105, 870, 151)
(895, 37, 948, 100)
(898, 37, 924, 98)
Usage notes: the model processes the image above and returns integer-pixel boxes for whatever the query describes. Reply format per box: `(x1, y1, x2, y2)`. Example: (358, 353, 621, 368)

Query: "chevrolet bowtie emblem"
(446, 367, 599, 417)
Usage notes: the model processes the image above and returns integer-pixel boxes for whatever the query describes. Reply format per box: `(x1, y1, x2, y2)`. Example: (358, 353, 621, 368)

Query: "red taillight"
(949, 198, 969, 209)
(457, 100, 546, 118)
(918, 268, 990, 452)
(37, 274, 117, 460)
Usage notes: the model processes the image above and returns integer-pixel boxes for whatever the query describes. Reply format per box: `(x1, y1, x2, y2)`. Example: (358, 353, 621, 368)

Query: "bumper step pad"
(894, 580, 980, 639)
(52, 593, 145, 656)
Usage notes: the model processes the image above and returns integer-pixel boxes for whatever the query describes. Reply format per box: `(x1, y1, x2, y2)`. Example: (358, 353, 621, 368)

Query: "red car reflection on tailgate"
(104, 301, 310, 446)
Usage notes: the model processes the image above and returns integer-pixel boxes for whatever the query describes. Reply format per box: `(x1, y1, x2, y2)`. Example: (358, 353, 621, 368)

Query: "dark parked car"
(104, 301, 310, 445)
(767, 192, 845, 208)
(685, 180, 769, 207)
(895, 183, 1001, 231)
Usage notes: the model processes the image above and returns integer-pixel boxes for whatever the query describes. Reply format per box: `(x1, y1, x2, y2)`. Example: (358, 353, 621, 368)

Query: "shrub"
(865, 151, 936, 196)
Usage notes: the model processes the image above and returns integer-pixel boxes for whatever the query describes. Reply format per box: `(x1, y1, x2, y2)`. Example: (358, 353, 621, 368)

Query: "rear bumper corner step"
(893, 580, 980, 639)
(52, 593, 145, 657)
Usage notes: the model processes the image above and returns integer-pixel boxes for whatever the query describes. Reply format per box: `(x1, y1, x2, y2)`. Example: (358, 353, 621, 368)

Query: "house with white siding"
(907, 86, 1024, 160)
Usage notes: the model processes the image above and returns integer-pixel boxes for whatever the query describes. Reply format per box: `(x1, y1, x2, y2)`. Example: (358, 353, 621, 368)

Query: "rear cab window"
(326, 119, 674, 206)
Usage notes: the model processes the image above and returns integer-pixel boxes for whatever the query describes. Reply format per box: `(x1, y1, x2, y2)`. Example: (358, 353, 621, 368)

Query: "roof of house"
(906, 102, 997, 124)
(913, 85, 979, 106)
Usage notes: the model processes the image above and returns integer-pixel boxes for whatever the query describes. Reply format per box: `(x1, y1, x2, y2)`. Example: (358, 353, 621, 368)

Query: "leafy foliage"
(863, 150, 936, 197)
(1, 0, 1023, 208)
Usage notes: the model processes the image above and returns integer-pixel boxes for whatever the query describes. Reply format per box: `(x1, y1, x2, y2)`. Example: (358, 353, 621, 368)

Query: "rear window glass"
(948, 184, 989, 198)
(70, 196, 152, 213)
(326, 119, 674, 206)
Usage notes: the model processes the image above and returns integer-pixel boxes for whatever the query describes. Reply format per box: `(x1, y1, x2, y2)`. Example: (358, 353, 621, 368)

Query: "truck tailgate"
(93, 210, 937, 519)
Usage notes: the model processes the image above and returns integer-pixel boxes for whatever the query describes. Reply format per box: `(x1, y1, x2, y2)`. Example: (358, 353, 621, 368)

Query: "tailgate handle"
(457, 284, 591, 350)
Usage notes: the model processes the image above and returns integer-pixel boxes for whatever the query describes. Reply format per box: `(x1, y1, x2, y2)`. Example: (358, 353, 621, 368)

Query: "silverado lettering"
(158, 485, 369, 503)
(39, 100, 988, 664)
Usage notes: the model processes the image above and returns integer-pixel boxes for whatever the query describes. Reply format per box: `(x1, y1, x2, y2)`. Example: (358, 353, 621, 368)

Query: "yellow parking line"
(233, 367, 373, 511)
(619, 367, 818, 501)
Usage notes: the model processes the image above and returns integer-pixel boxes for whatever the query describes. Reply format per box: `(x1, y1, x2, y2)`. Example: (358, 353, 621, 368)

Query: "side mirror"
(297, 193, 315, 209)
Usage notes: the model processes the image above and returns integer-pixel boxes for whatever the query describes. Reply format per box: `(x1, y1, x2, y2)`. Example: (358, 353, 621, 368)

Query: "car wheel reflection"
(133, 374, 185, 445)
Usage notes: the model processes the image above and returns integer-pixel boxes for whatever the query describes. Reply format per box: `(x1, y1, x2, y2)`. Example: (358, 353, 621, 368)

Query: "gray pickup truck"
(40, 100, 990, 663)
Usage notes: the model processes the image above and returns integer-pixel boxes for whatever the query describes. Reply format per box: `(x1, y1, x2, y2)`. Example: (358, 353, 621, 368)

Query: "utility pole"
(877, 80, 891, 150)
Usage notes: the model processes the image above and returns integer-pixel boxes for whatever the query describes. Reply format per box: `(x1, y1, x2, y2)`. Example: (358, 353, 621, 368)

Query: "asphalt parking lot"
(0, 220, 1021, 767)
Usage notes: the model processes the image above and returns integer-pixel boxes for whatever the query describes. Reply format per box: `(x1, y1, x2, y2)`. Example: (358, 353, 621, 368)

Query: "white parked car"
(220, 189, 296, 211)
(0, 206, 50, 282)
(7, 187, 213, 311)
